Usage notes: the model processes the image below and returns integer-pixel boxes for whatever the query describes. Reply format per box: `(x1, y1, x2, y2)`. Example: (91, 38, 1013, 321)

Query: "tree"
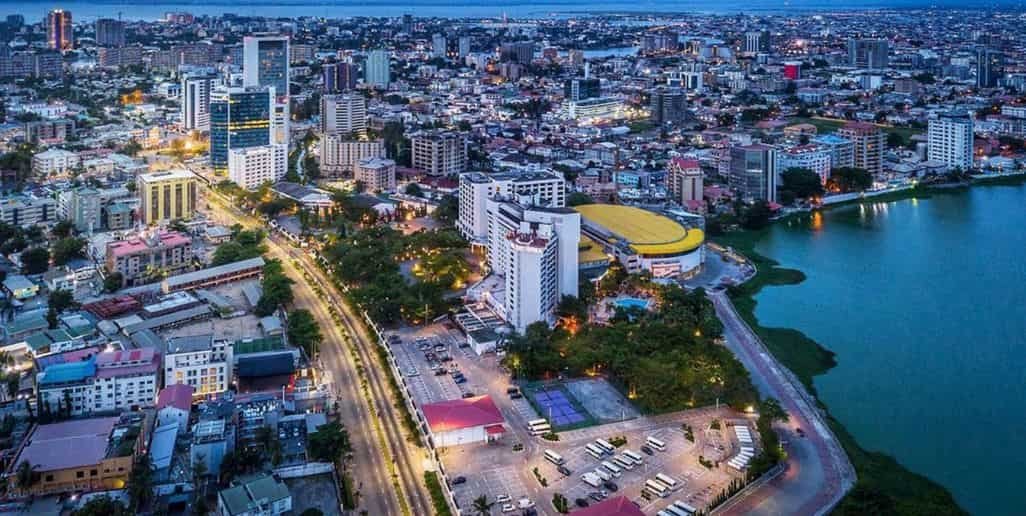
(15, 460, 36, 492)
(472, 495, 495, 516)
(739, 201, 773, 230)
(432, 194, 458, 224)
(828, 167, 873, 193)
(780, 167, 825, 200)
(300, 509, 325, 516)
(48, 288, 78, 313)
(886, 132, 905, 148)
(72, 496, 128, 516)
(20, 247, 49, 274)
(307, 421, 351, 463)
(287, 309, 323, 356)
(51, 237, 86, 266)
(127, 455, 154, 511)
(255, 260, 295, 316)
(567, 192, 593, 206)
(104, 271, 124, 292)
(51, 220, 75, 238)
(46, 307, 59, 329)
(404, 183, 424, 197)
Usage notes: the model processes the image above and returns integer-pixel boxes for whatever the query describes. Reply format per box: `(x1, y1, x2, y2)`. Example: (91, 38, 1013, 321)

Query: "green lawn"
(791, 117, 923, 146)
(712, 230, 966, 516)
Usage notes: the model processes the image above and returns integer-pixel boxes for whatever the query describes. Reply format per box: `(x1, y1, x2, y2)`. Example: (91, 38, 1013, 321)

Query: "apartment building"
(411, 130, 467, 176)
(105, 231, 193, 287)
(354, 157, 397, 192)
(319, 136, 385, 176)
(164, 334, 233, 398)
(457, 171, 566, 243)
(36, 348, 160, 416)
(320, 93, 367, 135)
(228, 143, 288, 190)
(666, 158, 703, 206)
(137, 169, 198, 224)
(929, 111, 975, 171)
(837, 121, 884, 175)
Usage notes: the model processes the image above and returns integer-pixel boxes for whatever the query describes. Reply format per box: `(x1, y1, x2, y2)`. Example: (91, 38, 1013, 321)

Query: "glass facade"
(257, 39, 289, 95)
(209, 88, 271, 172)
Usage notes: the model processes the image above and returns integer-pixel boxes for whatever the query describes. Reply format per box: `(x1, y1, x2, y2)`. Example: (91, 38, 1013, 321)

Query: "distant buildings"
(500, 42, 534, 64)
(137, 169, 198, 224)
(976, 48, 1004, 88)
(776, 144, 833, 185)
(929, 111, 974, 170)
(95, 18, 125, 47)
(46, 9, 73, 51)
(745, 30, 771, 54)
(181, 74, 217, 132)
(32, 148, 79, 176)
(365, 49, 391, 88)
(322, 61, 357, 92)
(228, 143, 288, 190)
(411, 130, 467, 176)
(650, 87, 687, 125)
(812, 134, 855, 169)
(564, 77, 601, 102)
(243, 34, 290, 97)
(837, 121, 884, 175)
(209, 87, 273, 172)
(729, 144, 777, 203)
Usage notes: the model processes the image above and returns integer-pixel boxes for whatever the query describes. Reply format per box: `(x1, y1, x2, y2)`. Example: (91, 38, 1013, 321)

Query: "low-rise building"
(354, 157, 397, 192)
(32, 148, 80, 177)
(0, 195, 58, 228)
(164, 334, 233, 397)
(217, 473, 293, 516)
(105, 231, 194, 287)
(36, 348, 160, 416)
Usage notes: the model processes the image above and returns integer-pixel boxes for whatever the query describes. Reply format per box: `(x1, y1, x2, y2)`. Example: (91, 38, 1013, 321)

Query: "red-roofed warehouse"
(422, 395, 505, 447)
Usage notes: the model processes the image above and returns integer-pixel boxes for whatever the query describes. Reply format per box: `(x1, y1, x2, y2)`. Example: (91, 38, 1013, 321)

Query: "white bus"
(623, 450, 644, 464)
(595, 439, 615, 454)
(594, 469, 611, 482)
(527, 418, 548, 429)
(601, 461, 622, 477)
(655, 473, 679, 490)
(613, 455, 635, 470)
(646, 436, 667, 451)
(586, 447, 603, 460)
(586, 443, 606, 456)
(645, 479, 671, 498)
(663, 505, 690, 516)
(544, 449, 564, 465)
(673, 501, 698, 514)
(658, 511, 677, 516)
(529, 424, 552, 436)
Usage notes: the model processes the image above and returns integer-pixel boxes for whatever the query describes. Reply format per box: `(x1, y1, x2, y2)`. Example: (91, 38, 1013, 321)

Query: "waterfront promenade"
(709, 290, 856, 516)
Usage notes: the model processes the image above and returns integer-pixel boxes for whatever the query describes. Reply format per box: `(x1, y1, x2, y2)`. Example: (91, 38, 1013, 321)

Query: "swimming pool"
(614, 297, 650, 310)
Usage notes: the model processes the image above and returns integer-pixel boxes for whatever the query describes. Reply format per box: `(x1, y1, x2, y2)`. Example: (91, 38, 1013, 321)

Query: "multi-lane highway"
(203, 188, 431, 516)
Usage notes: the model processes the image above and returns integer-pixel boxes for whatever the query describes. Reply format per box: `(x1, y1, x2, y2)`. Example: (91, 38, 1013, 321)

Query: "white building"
(320, 136, 385, 176)
(0, 195, 58, 228)
(484, 196, 579, 333)
(666, 158, 703, 205)
(422, 395, 505, 448)
(411, 130, 466, 176)
(564, 97, 625, 123)
(181, 74, 217, 131)
(271, 100, 289, 146)
(458, 171, 566, 243)
(355, 157, 396, 192)
(164, 335, 233, 398)
(320, 94, 367, 135)
(228, 143, 288, 190)
(776, 144, 833, 185)
(365, 49, 391, 88)
(32, 148, 80, 176)
(928, 111, 974, 171)
(36, 348, 160, 417)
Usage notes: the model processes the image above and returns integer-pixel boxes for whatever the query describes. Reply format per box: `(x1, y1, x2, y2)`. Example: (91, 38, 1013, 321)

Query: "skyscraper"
(458, 36, 471, 58)
(365, 49, 391, 88)
(47, 9, 73, 51)
(928, 112, 974, 171)
(323, 62, 358, 93)
(500, 42, 535, 64)
(181, 74, 217, 131)
(729, 144, 777, 203)
(321, 94, 367, 135)
(243, 35, 289, 98)
(432, 33, 447, 58)
(837, 121, 885, 175)
(744, 30, 771, 54)
(209, 87, 273, 173)
(667, 158, 704, 206)
(848, 38, 889, 69)
(95, 18, 125, 47)
(650, 87, 687, 125)
(564, 78, 601, 102)
(976, 48, 1004, 88)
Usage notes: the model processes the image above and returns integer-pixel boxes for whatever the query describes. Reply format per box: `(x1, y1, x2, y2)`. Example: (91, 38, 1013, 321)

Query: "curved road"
(708, 291, 855, 516)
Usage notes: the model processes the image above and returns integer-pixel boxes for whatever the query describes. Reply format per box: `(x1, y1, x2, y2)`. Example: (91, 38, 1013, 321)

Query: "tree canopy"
(828, 167, 873, 193)
(780, 167, 825, 200)
(286, 309, 323, 356)
(20, 247, 50, 274)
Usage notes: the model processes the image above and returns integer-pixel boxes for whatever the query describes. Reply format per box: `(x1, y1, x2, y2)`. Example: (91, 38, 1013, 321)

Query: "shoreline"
(706, 179, 1026, 514)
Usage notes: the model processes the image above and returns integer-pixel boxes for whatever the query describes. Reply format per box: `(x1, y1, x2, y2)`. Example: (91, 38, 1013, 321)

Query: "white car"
(518, 498, 535, 509)
(496, 495, 511, 504)
(501, 504, 516, 513)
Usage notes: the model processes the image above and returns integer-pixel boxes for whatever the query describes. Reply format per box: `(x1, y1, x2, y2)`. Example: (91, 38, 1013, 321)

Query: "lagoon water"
(3, 0, 1025, 21)
(753, 181, 1026, 515)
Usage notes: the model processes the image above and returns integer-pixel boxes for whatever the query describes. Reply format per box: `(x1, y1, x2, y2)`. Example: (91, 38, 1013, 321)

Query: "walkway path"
(709, 291, 855, 516)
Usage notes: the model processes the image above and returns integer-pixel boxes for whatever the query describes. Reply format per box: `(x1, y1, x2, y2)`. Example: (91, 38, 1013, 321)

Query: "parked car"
(510, 392, 523, 399)
(461, 392, 475, 398)
(452, 476, 466, 485)
(603, 481, 618, 492)
(434, 368, 448, 376)
(496, 495, 511, 504)
(506, 386, 519, 394)
(640, 445, 654, 455)
(501, 504, 516, 513)
(575, 498, 589, 508)
(557, 465, 572, 476)
(454, 377, 467, 384)
(588, 492, 604, 502)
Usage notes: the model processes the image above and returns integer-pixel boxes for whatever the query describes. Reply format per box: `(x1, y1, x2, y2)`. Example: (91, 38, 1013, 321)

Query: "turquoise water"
(752, 182, 1026, 515)
(615, 297, 650, 310)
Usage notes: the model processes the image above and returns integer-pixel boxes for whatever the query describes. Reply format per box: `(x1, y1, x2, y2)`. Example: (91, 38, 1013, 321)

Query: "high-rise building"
(812, 134, 855, 169)
(95, 18, 125, 47)
(837, 121, 884, 175)
(564, 78, 601, 102)
(928, 111, 974, 171)
(365, 49, 391, 88)
(209, 86, 273, 172)
(181, 74, 217, 131)
(729, 144, 777, 203)
(243, 35, 289, 98)
(776, 144, 833, 185)
(432, 33, 447, 58)
(355, 157, 397, 192)
(744, 30, 771, 54)
(847, 38, 889, 69)
(322, 62, 358, 93)
(271, 100, 289, 146)
(320, 136, 385, 176)
(137, 169, 198, 224)
(458, 171, 567, 243)
(499, 42, 534, 64)
(47, 9, 73, 51)
(320, 94, 367, 135)
(650, 87, 687, 125)
(228, 143, 288, 190)
(667, 158, 703, 206)
(401, 14, 414, 35)
(411, 130, 467, 176)
(976, 48, 1004, 88)
(484, 196, 580, 333)
(458, 36, 471, 58)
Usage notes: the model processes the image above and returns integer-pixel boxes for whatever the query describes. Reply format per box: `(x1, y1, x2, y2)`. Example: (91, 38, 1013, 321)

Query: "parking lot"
(391, 324, 757, 515)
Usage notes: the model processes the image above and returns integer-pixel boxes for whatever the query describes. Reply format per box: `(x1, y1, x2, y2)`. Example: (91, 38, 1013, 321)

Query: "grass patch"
(340, 470, 357, 509)
(712, 230, 966, 515)
(791, 116, 922, 147)
(423, 471, 454, 516)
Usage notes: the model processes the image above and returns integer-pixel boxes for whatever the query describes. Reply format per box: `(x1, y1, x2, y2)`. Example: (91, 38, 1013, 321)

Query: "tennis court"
(524, 384, 596, 430)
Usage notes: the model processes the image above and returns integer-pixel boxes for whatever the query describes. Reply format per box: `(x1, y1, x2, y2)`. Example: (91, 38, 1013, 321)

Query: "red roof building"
(571, 496, 646, 516)
(422, 395, 505, 447)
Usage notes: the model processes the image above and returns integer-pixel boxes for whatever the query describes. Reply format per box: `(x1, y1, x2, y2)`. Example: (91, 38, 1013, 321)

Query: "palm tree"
(15, 460, 36, 493)
(471, 495, 494, 516)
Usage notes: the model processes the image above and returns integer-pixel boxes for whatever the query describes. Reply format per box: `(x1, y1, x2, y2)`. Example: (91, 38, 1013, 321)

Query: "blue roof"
(39, 358, 96, 386)
(813, 134, 851, 144)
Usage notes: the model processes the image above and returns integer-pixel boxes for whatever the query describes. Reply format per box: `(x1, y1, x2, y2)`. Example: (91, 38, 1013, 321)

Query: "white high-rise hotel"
(458, 171, 566, 244)
(181, 74, 216, 131)
(928, 111, 974, 171)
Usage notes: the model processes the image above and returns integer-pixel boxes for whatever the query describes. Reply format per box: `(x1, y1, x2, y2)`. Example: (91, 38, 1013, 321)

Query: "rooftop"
(156, 384, 195, 411)
(16, 417, 120, 472)
(574, 204, 705, 256)
(422, 395, 503, 433)
(570, 496, 645, 516)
